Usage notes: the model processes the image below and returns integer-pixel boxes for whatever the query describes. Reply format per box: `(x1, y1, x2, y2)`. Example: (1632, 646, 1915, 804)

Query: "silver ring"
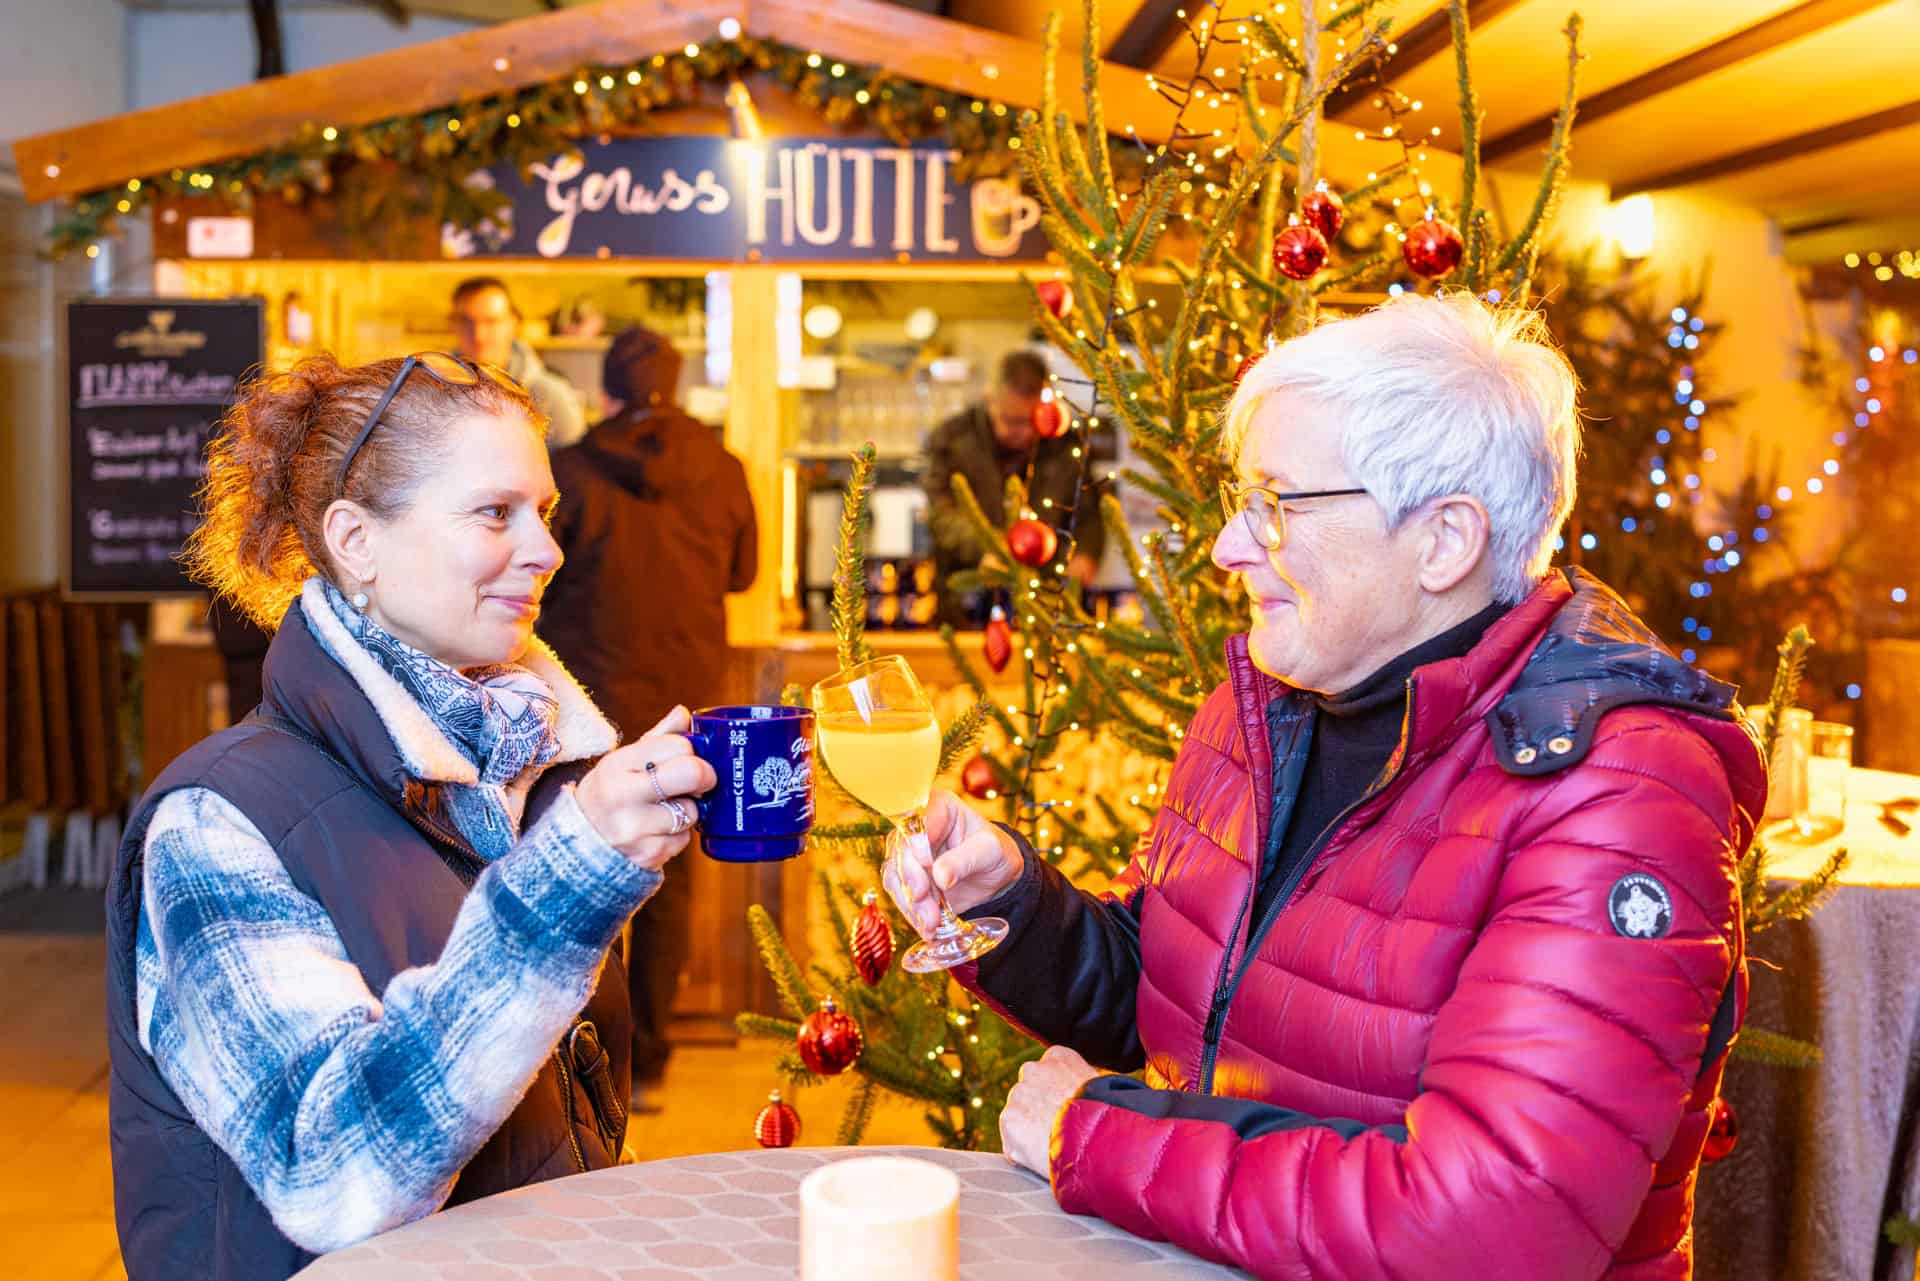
(645, 760, 670, 804)
(660, 799, 691, 834)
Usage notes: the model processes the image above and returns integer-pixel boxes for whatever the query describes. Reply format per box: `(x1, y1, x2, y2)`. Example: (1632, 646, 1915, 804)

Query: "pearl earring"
(351, 592, 369, 611)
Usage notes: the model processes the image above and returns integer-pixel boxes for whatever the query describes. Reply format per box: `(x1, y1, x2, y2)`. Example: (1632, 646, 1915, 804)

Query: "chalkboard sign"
(65, 298, 264, 597)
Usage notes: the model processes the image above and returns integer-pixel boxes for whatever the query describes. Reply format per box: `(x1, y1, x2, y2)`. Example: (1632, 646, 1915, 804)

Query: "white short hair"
(1224, 291, 1581, 603)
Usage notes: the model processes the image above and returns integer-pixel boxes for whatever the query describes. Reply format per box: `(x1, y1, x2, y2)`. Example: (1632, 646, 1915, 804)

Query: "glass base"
(899, 916, 1009, 973)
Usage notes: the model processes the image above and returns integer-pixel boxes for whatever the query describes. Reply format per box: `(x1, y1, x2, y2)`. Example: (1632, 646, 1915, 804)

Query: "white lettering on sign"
(77, 362, 235, 409)
(532, 153, 731, 258)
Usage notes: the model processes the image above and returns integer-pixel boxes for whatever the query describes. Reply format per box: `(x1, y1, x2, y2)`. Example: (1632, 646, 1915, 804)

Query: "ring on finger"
(660, 798, 691, 834)
(645, 760, 670, 804)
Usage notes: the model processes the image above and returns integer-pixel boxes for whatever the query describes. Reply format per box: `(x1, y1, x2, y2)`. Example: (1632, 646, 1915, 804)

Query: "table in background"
(1696, 766, 1920, 1281)
(295, 1146, 1252, 1280)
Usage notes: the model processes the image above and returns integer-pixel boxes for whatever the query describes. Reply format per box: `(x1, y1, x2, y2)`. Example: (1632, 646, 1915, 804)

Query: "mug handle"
(684, 729, 715, 822)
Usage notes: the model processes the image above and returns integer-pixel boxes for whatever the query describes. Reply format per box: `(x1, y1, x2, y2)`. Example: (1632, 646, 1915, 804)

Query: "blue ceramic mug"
(686, 705, 816, 862)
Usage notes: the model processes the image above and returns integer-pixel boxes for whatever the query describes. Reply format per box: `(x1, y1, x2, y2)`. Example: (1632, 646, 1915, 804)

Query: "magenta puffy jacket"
(963, 570, 1766, 1280)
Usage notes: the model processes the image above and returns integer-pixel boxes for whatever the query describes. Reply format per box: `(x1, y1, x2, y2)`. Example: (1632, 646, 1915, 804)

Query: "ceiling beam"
(1482, 0, 1897, 163)
(1105, 0, 1186, 69)
(1323, 0, 1528, 119)
(1783, 213, 1920, 265)
(1616, 97, 1920, 194)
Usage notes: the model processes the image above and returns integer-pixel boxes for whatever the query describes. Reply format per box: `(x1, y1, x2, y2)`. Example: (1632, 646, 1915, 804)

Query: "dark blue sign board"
(444, 137, 1050, 263)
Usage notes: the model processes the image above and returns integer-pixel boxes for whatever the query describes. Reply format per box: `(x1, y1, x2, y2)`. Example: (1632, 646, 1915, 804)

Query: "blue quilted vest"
(105, 603, 631, 1281)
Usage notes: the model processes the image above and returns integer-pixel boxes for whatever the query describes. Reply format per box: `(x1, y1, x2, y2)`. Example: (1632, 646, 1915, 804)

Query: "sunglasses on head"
(336, 352, 523, 494)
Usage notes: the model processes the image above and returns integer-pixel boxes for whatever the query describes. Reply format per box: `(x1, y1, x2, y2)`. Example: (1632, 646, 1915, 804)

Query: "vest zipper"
(551, 1047, 590, 1173)
(1196, 677, 1416, 1095)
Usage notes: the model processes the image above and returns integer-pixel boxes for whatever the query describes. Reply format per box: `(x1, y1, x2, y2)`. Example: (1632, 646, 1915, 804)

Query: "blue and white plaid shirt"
(134, 582, 653, 1253)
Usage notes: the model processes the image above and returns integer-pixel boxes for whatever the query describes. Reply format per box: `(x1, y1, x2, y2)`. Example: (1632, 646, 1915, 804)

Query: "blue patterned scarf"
(321, 580, 561, 787)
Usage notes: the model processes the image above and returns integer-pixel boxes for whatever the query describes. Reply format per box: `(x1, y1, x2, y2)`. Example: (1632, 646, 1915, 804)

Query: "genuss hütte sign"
(442, 137, 1050, 263)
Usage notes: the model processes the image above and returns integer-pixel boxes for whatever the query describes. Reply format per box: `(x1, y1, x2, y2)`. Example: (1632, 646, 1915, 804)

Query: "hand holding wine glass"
(811, 656, 1008, 972)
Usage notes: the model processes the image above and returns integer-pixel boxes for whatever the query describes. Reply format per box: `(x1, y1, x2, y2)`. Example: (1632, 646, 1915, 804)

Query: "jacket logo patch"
(1608, 873, 1673, 939)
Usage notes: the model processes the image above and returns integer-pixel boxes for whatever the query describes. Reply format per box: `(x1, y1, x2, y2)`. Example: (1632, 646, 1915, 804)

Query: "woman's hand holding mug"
(575, 705, 717, 870)
(884, 788, 1024, 937)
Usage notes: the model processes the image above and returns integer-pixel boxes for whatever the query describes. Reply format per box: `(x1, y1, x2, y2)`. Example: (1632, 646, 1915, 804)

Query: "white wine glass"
(811, 655, 1008, 972)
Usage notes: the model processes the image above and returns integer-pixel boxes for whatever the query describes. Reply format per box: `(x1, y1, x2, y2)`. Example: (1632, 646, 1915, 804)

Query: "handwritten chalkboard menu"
(65, 298, 264, 596)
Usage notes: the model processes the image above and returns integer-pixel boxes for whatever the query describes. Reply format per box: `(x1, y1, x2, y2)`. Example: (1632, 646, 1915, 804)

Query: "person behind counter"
(539, 325, 758, 1109)
(923, 349, 1107, 626)
(450, 276, 588, 448)
(108, 352, 714, 1281)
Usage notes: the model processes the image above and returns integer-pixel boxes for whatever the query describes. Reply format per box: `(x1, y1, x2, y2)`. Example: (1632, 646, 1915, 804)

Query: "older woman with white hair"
(889, 292, 1766, 1281)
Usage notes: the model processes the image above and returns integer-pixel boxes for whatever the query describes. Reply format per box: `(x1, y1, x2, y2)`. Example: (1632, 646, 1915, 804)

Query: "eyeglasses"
(1218, 480, 1369, 550)
(336, 351, 522, 493)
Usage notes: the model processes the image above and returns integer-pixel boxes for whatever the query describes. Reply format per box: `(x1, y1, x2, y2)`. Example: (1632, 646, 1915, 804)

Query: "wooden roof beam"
(1322, 0, 1528, 119)
(16, 0, 735, 202)
(1783, 213, 1920, 265)
(1105, 0, 1188, 69)
(1482, 0, 1898, 164)
(1616, 97, 1920, 195)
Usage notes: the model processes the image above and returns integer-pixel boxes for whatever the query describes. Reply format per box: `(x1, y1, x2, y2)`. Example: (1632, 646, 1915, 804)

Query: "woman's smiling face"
(354, 410, 562, 669)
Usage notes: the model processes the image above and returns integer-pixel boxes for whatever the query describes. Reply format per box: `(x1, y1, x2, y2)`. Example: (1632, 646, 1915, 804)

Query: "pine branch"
(1732, 1026, 1823, 1069)
(810, 818, 895, 843)
(831, 444, 878, 670)
(746, 904, 818, 1019)
(837, 1076, 880, 1146)
(734, 1012, 801, 1042)
(1751, 847, 1850, 935)
(938, 698, 994, 772)
(1448, 0, 1482, 279)
(1495, 16, 1582, 278)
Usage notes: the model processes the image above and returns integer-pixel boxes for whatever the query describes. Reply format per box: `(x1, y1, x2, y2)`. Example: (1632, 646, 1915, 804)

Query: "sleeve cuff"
(489, 785, 661, 956)
(961, 824, 1046, 934)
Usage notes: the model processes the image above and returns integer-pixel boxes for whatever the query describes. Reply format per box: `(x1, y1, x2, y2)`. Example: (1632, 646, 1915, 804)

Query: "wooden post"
(725, 266, 790, 647)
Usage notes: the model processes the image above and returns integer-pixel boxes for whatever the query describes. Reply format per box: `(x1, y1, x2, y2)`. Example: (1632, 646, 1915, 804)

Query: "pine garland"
(46, 36, 1027, 258)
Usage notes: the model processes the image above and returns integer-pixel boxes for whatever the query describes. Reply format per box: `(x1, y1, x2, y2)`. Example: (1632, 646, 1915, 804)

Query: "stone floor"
(0, 908, 932, 1281)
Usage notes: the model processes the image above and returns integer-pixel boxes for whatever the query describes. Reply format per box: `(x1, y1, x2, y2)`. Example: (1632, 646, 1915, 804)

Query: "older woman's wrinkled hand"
(574, 705, 717, 871)
(1000, 1045, 1100, 1175)
(882, 788, 1023, 936)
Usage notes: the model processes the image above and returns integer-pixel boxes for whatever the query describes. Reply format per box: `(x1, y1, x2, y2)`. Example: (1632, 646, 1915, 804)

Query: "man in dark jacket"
(923, 350, 1106, 625)
(539, 326, 758, 1101)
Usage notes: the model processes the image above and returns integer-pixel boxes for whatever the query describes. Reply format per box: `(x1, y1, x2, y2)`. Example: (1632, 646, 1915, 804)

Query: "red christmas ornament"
(1702, 1096, 1738, 1163)
(1007, 518, 1059, 568)
(850, 890, 895, 985)
(1301, 184, 1344, 241)
(753, 1089, 800, 1148)
(960, 753, 999, 800)
(1036, 279, 1074, 320)
(1031, 395, 1067, 439)
(1402, 217, 1464, 279)
(797, 995, 864, 1076)
(1271, 224, 1329, 281)
(982, 607, 1013, 673)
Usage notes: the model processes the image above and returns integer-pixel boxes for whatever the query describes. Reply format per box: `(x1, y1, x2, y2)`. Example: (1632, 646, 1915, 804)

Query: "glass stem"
(899, 810, 968, 940)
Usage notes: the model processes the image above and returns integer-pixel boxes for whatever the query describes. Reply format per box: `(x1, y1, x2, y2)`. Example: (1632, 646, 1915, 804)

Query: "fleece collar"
(297, 578, 617, 786)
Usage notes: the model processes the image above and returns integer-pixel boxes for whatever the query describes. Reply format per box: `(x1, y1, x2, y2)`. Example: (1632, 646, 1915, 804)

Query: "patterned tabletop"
(294, 1146, 1252, 1280)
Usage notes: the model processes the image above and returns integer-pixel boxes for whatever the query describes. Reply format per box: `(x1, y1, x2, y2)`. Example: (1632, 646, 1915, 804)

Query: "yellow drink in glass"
(816, 709, 941, 818)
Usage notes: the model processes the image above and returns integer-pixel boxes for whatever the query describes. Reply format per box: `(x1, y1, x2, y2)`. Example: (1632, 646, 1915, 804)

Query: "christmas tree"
(738, 0, 1841, 1146)
(737, 0, 1583, 1148)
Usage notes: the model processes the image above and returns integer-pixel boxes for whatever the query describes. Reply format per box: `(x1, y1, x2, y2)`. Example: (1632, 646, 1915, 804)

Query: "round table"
(294, 1146, 1252, 1280)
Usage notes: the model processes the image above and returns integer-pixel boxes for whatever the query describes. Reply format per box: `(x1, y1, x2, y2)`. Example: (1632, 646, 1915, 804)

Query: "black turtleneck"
(1247, 600, 1510, 929)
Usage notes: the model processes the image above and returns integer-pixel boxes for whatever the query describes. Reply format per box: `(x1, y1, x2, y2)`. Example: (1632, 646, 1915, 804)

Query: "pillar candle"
(799, 1156, 960, 1281)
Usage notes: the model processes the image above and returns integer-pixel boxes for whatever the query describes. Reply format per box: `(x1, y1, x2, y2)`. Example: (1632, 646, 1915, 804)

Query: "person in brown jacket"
(539, 326, 757, 1104)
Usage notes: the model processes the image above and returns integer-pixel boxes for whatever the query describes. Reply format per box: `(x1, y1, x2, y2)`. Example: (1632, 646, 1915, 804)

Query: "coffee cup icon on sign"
(970, 178, 1042, 258)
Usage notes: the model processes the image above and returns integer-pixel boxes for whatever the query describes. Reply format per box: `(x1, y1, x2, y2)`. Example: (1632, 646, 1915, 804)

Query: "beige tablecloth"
(294, 1146, 1252, 1280)
(1695, 767, 1920, 1281)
